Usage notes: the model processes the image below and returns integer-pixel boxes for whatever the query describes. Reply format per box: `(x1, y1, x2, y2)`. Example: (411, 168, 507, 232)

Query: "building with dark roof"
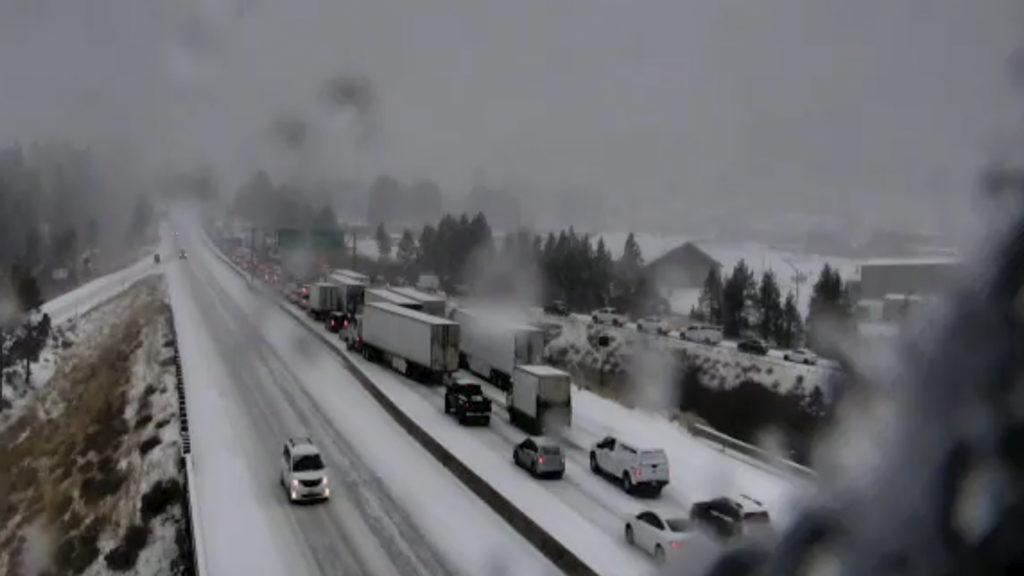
(644, 242, 721, 291)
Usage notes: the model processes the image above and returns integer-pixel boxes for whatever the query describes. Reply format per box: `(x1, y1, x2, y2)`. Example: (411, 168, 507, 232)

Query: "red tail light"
(343, 321, 349, 327)
(464, 403, 468, 408)
(538, 456, 545, 464)
(671, 541, 681, 549)
(635, 468, 643, 479)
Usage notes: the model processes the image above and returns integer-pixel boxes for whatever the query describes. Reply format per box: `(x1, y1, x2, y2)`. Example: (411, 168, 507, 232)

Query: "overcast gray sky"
(0, 0, 1020, 237)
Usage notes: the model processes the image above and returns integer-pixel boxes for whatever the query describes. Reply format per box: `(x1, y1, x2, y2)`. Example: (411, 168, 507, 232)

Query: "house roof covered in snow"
(644, 242, 721, 289)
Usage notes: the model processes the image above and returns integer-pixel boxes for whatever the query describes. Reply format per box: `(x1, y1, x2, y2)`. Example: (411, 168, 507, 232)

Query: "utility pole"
(783, 258, 806, 306)
(351, 228, 357, 273)
(250, 226, 256, 283)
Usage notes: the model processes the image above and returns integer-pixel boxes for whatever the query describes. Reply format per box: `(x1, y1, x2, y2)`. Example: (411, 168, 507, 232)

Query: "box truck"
(387, 286, 447, 317)
(510, 365, 572, 435)
(307, 282, 341, 320)
(453, 308, 545, 389)
(360, 302, 460, 384)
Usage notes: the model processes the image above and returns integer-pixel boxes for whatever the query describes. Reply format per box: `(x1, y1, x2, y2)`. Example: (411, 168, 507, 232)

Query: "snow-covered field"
(540, 313, 836, 396)
(0, 277, 186, 576)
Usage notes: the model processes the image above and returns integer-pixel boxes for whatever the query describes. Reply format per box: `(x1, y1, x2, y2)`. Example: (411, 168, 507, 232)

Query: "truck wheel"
(652, 485, 664, 497)
(589, 452, 599, 474)
(625, 524, 634, 544)
(513, 451, 520, 466)
(654, 545, 665, 564)
(622, 473, 633, 493)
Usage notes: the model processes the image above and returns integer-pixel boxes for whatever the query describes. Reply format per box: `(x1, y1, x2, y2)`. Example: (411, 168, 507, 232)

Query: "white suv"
(591, 307, 626, 327)
(636, 316, 668, 335)
(590, 436, 670, 496)
(280, 437, 330, 503)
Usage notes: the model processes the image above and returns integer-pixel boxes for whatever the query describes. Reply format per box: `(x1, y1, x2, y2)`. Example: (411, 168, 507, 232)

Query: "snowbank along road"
(161, 220, 560, 576)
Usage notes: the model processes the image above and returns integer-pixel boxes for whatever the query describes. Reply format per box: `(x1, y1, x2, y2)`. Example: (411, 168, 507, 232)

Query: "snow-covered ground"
(0, 277, 186, 576)
(42, 254, 162, 324)
(167, 217, 560, 576)
(540, 312, 837, 396)
(2, 255, 161, 433)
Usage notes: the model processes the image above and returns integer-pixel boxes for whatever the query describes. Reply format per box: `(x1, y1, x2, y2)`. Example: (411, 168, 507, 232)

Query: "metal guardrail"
(165, 308, 206, 576)
(203, 232, 602, 576)
(687, 422, 818, 480)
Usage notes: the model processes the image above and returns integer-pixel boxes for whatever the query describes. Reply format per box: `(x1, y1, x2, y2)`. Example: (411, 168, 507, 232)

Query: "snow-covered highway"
(162, 220, 559, 576)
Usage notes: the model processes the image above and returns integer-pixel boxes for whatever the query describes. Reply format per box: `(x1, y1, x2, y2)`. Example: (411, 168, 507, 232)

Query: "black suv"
(543, 300, 569, 316)
(737, 338, 769, 355)
(444, 382, 492, 425)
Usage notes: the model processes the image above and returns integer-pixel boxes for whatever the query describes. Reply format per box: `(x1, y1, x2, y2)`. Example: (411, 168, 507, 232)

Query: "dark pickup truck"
(444, 383, 492, 425)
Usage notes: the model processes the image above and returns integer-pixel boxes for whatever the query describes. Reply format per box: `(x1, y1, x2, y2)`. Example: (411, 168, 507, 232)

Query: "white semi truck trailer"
(359, 302, 461, 384)
(386, 286, 447, 317)
(452, 308, 545, 390)
(509, 365, 573, 435)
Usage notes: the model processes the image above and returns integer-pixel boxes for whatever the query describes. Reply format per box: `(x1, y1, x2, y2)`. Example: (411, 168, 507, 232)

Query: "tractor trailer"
(453, 308, 545, 389)
(386, 286, 447, 317)
(359, 302, 460, 384)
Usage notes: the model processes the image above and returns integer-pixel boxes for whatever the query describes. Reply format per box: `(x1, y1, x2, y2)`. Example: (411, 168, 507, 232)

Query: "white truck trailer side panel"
(387, 287, 446, 317)
(362, 303, 459, 371)
(455, 309, 544, 377)
(366, 288, 423, 310)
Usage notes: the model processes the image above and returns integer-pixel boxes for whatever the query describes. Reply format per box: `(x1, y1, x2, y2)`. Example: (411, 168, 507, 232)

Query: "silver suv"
(280, 437, 330, 503)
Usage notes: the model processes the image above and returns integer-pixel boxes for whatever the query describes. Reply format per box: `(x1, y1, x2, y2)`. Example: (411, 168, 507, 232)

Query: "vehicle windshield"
(292, 454, 325, 472)
(665, 518, 691, 532)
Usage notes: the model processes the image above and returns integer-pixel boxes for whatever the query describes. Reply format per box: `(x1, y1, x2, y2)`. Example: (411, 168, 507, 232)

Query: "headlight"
(291, 479, 300, 487)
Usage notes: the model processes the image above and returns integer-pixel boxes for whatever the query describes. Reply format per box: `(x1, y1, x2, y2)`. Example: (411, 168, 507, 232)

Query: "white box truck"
(360, 302, 461, 384)
(328, 273, 366, 315)
(510, 365, 572, 435)
(387, 286, 447, 317)
(365, 288, 423, 311)
(453, 308, 545, 389)
(307, 282, 341, 320)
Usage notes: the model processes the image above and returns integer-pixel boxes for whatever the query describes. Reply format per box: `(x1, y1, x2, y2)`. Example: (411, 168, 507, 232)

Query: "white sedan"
(624, 510, 696, 564)
(783, 348, 818, 365)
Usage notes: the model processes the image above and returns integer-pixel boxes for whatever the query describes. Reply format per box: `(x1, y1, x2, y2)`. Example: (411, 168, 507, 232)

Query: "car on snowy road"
(636, 316, 669, 335)
(783, 348, 818, 365)
(624, 510, 696, 564)
(591, 307, 626, 327)
(680, 324, 723, 345)
(737, 338, 769, 355)
(512, 437, 565, 479)
(280, 437, 330, 503)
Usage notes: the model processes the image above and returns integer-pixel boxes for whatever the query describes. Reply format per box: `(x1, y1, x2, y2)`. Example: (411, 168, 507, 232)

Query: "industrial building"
(852, 257, 960, 322)
(855, 258, 961, 300)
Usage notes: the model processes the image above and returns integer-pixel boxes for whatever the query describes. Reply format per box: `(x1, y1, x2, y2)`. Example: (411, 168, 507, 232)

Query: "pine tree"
(806, 263, 850, 350)
(756, 270, 783, 342)
(698, 267, 724, 323)
(722, 260, 755, 338)
(375, 222, 392, 259)
(617, 233, 645, 286)
(396, 229, 417, 268)
(594, 237, 614, 307)
(779, 291, 804, 347)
